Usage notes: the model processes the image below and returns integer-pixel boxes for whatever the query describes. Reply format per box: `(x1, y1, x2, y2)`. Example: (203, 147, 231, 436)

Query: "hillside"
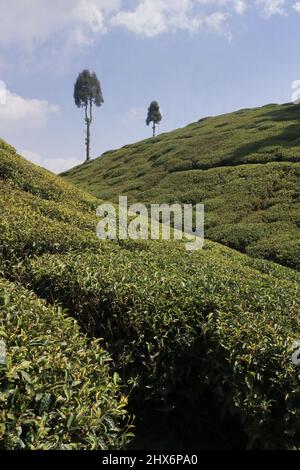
(1, 138, 300, 449)
(0, 139, 132, 450)
(62, 103, 300, 271)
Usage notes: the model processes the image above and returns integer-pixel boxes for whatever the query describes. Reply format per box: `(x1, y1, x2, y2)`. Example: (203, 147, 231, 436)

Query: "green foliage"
(146, 101, 162, 126)
(0, 142, 133, 449)
(62, 103, 300, 270)
(0, 181, 109, 274)
(0, 139, 97, 210)
(19, 242, 300, 449)
(0, 142, 115, 273)
(2, 135, 300, 449)
(207, 223, 269, 252)
(247, 233, 300, 270)
(0, 277, 130, 450)
(146, 101, 162, 137)
(74, 69, 104, 162)
(74, 70, 104, 109)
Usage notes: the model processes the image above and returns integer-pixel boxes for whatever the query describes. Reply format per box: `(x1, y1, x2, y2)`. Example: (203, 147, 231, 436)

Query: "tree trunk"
(153, 123, 156, 138)
(85, 102, 93, 162)
(86, 118, 90, 161)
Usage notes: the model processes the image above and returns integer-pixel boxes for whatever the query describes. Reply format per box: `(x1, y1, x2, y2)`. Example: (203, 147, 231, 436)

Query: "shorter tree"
(146, 101, 162, 137)
(74, 69, 104, 162)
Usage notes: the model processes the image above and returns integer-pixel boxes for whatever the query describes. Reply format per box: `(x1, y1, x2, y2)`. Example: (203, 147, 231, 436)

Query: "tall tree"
(74, 70, 104, 162)
(146, 101, 162, 137)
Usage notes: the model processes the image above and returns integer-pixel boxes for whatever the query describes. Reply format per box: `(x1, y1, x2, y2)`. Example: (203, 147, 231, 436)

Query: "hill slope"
(62, 103, 300, 270)
(0, 139, 132, 450)
(1, 138, 300, 449)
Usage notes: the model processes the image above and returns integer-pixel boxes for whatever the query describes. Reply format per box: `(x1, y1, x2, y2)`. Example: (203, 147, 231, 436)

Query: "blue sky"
(0, 0, 300, 173)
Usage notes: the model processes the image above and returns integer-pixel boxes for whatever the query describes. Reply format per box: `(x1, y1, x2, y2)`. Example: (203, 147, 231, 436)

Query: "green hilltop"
(0, 132, 300, 449)
(62, 102, 300, 271)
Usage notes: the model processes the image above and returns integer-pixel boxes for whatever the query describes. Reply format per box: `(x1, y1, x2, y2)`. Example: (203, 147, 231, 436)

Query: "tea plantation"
(62, 103, 300, 271)
(1, 137, 300, 449)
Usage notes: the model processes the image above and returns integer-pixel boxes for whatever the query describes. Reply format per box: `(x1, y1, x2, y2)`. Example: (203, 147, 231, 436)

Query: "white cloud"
(111, 0, 238, 38)
(0, 88, 59, 129)
(112, 0, 204, 37)
(21, 149, 81, 174)
(256, 0, 287, 16)
(124, 107, 145, 122)
(234, 0, 247, 14)
(205, 11, 231, 38)
(293, 1, 300, 12)
(112, 0, 167, 36)
(0, 0, 120, 48)
(0, 0, 294, 51)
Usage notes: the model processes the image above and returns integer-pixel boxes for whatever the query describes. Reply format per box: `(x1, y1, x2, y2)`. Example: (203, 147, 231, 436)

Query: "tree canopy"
(74, 70, 104, 109)
(74, 70, 104, 162)
(146, 101, 162, 137)
(146, 101, 162, 126)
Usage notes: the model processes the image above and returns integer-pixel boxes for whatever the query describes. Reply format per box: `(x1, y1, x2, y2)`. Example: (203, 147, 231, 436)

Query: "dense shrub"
(0, 200, 103, 270)
(0, 140, 97, 211)
(2, 136, 300, 450)
(61, 103, 300, 271)
(0, 180, 122, 275)
(0, 183, 98, 231)
(247, 235, 300, 271)
(207, 223, 269, 252)
(0, 277, 131, 450)
(19, 242, 300, 449)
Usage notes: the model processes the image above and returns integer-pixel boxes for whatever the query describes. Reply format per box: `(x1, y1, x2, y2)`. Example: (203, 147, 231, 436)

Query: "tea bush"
(206, 223, 269, 253)
(0, 277, 131, 450)
(0, 182, 98, 231)
(0, 140, 133, 449)
(0, 199, 102, 271)
(247, 234, 300, 271)
(2, 137, 300, 449)
(0, 140, 97, 211)
(62, 103, 300, 271)
(0, 180, 122, 274)
(20, 242, 300, 449)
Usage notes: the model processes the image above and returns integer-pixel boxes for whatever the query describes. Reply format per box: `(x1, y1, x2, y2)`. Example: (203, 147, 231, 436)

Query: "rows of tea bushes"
(1, 139, 300, 449)
(207, 220, 300, 271)
(62, 103, 300, 271)
(18, 242, 300, 449)
(0, 142, 107, 272)
(0, 277, 131, 449)
(0, 141, 133, 449)
(0, 139, 97, 211)
(0, 179, 128, 276)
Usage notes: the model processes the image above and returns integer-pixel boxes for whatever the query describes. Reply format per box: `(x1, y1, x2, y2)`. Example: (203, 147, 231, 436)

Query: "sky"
(0, 0, 300, 173)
